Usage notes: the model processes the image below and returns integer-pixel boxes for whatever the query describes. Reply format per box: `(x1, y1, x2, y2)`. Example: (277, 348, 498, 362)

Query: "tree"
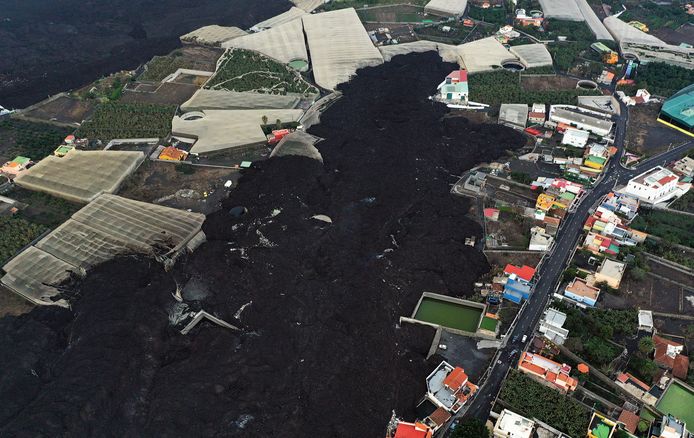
(565, 337, 584, 353)
(638, 420, 649, 433)
(262, 115, 268, 125)
(451, 418, 489, 438)
(629, 266, 646, 281)
(275, 119, 282, 130)
(638, 337, 655, 356)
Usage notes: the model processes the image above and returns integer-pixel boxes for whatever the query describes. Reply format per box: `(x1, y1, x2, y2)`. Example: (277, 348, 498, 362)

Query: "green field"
(356, 6, 425, 22)
(656, 381, 694, 432)
(76, 102, 176, 141)
(414, 297, 482, 332)
(631, 209, 694, 248)
(206, 49, 318, 95)
(0, 216, 48, 265)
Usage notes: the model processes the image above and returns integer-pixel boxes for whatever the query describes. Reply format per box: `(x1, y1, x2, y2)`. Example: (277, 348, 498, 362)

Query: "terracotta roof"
(618, 410, 639, 434)
(653, 335, 683, 369)
(394, 422, 433, 438)
(427, 407, 451, 427)
(673, 355, 690, 380)
(504, 264, 536, 282)
(658, 175, 677, 185)
(519, 361, 546, 376)
(616, 372, 650, 391)
(443, 367, 468, 391)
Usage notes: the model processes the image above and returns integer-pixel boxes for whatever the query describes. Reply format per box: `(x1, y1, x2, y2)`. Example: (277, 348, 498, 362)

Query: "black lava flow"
(0, 52, 525, 437)
(0, 0, 292, 108)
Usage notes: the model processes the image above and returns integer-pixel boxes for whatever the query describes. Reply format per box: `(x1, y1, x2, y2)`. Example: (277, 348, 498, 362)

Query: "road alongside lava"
(0, 52, 525, 437)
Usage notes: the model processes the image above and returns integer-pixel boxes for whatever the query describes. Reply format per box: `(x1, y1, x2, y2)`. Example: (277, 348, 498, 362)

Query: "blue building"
(503, 278, 532, 304)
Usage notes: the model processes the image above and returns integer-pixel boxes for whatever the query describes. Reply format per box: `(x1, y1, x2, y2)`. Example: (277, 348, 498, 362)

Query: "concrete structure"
(620, 42, 694, 71)
(562, 128, 590, 148)
(528, 103, 546, 125)
(651, 415, 688, 438)
(588, 412, 617, 438)
(621, 166, 688, 204)
(539, 308, 569, 345)
(424, 0, 468, 16)
(639, 310, 654, 332)
(223, 18, 308, 65)
(457, 37, 517, 73)
(659, 85, 694, 135)
(302, 8, 384, 90)
(499, 104, 529, 129)
(1, 194, 205, 306)
(529, 226, 553, 251)
(594, 258, 626, 289)
(577, 95, 620, 116)
(172, 109, 303, 155)
(517, 351, 578, 392)
(181, 89, 301, 112)
(550, 106, 613, 137)
(180, 25, 247, 46)
(504, 278, 532, 304)
(425, 361, 478, 413)
(564, 277, 600, 306)
(493, 409, 534, 438)
(672, 156, 694, 178)
(509, 44, 553, 69)
(14, 150, 144, 203)
(615, 372, 652, 401)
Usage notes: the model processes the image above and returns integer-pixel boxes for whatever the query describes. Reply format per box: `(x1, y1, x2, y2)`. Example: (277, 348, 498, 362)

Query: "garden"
(205, 49, 318, 96)
(499, 369, 591, 438)
(76, 103, 176, 141)
(0, 119, 72, 162)
(631, 209, 694, 248)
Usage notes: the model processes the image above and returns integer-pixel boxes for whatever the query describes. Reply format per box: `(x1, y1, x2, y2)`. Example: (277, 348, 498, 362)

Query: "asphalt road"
(447, 103, 693, 431)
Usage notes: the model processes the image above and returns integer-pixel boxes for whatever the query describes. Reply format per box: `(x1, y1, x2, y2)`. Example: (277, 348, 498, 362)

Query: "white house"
(621, 166, 690, 204)
(562, 128, 590, 148)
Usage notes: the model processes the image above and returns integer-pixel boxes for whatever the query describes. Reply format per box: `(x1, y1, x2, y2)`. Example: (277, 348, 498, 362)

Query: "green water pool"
(657, 381, 694, 431)
(414, 297, 482, 332)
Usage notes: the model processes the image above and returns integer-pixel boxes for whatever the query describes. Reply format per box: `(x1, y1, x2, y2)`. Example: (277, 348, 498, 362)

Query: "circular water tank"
(229, 206, 248, 218)
(577, 80, 598, 90)
(502, 60, 525, 72)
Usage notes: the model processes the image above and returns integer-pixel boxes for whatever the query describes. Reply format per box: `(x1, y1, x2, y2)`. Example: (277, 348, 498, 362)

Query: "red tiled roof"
(519, 361, 546, 376)
(618, 410, 640, 434)
(446, 70, 468, 82)
(394, 422, 433, 438)
(653, 335, 683, 369)
(616, 373, 628, 383)
(504, 264, 536, 282)
(658, 175, 677, 185)
(443, 367, 468, 391)
(617, 372, 650, 391)
(673, 355, 690, 380)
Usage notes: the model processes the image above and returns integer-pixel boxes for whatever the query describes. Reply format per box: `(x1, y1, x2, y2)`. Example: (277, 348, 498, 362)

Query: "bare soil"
(0, 287, 33, 318)
(484, 250, 543, 272)
(20, 96, 95, 125)
(624, 103, 691, 156)
(0, 53, 525, 437)
(651, 23, 694, 46)
(521, 75, 578, 91)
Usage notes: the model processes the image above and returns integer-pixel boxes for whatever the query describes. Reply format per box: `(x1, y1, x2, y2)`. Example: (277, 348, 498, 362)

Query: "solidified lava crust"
(0, 52, 525, 437)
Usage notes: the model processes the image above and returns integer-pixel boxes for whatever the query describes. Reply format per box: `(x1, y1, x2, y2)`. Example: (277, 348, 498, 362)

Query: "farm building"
(562, 128, 590, 148)
(14, 150, 144, 203)
(1, 194, 205, 306)
(658, 84, 694, 135)
(181, 89, 302, 112)
(172, 109, 304, 154)
(538, 0, 582, 21)
(549, 106, 613, 137)
(269, 130, 323, 163)
(498, 104, 529, 129)
(509, 44, 553, 69)
(424, 0, 468, 16)
(180, 25, 247, 46)
(619, 42, 694, 70)
(302, 8, 384, 90)
(223, 18, 308, 66)
(603, 16, 664, 45)
(438, 70, 469, 102)
(0, 156, 31, 177)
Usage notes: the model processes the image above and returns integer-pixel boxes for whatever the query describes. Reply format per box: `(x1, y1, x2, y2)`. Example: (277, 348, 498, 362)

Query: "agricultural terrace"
(468, 70, 601, 111)
(619, 2, 694, 31)
(76, 103, 176, 141)
(322, 0, 428, 11)
(140, 52, 219, 82)
(628, 63, 694, 98)
(0, 120, 73, 163)
(0, 216, 48, 265)
(205, 49, 318, 96)
(499, 369, 591, 438)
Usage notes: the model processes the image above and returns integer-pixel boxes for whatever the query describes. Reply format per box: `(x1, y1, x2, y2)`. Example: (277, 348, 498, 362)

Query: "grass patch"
(0, 216, 48, 264)
(479, 316, 499, 331)
(0, 119, 73, 162)
(631, 209, 694, 248)
(206, 49, 318, 95)
(499, 369, 591, 438)
(140, 53, 212, 82)
(76, 102, 176, 141)
(468, 6, 508, 24)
